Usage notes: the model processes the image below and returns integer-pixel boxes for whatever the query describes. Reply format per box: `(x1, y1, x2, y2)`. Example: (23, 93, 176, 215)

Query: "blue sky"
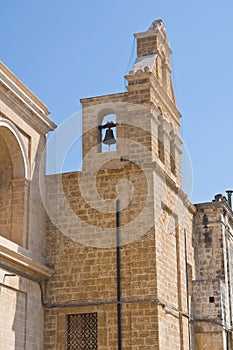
(2, 0, 233, 203)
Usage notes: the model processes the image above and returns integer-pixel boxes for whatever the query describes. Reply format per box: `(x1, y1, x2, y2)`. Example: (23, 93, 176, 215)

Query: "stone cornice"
(80, 92, 128, 107)
(195, 201, 233, 222)
(125, 71, 150, 84)
(0, 61, 56, 133)
(0, 244, 53, 280)
(0, 85, 54, 135)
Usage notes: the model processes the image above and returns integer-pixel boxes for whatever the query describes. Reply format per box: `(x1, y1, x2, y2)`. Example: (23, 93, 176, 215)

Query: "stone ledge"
(0, 244, 53, 280)
(0, 61, 56, 133)
(80, 92, 128, 107)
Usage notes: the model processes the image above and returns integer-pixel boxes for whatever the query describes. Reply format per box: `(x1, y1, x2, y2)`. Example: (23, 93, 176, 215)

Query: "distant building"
(0, 20, 232, 350)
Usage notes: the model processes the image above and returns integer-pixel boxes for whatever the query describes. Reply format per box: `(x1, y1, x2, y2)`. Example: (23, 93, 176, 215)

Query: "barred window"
(66, 313, 98, 350)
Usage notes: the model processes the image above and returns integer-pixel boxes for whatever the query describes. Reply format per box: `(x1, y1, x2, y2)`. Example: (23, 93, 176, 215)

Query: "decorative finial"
(149, 19, 164, 31)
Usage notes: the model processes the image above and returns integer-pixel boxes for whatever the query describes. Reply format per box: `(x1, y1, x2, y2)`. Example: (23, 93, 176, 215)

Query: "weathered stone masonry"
(44, 20, 195, 350)
(1, 20, 233, 350)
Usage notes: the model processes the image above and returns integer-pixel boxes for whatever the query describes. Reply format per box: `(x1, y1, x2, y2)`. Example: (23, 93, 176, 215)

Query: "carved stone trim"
(0, 244, 53, 280)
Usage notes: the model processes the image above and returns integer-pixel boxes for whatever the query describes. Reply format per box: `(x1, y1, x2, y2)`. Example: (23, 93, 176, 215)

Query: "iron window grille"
(66, 313, 98, 350)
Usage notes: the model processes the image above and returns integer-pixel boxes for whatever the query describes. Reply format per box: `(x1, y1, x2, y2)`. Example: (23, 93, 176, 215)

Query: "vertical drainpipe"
(184, 229, 191, 349)
(116, 199, 122, 350)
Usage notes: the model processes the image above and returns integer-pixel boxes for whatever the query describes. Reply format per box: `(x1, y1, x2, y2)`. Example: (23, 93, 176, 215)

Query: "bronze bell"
(103, 127, 116, 145)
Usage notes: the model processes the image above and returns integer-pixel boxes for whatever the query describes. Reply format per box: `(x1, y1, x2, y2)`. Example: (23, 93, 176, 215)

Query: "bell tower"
(124, 20, 182, 185)
(81, 20, 182, 187)
(44, 21, 195, 350)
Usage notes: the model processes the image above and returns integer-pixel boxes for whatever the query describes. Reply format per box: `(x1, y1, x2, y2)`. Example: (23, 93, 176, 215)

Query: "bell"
(103, 127, 116, 145)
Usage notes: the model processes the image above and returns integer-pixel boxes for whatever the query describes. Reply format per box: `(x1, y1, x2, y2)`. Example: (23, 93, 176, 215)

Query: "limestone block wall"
(155, 186, 195, 349)
(44, 166, 160, 349)
(44, 159, 194, 350)
(0, 267, 44, 350)
(44, 238, 160, 349)
(193, 202, 233, 349)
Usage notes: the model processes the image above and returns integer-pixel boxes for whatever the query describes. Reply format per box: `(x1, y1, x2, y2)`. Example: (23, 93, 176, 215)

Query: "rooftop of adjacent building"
(195, 190, 233, 222)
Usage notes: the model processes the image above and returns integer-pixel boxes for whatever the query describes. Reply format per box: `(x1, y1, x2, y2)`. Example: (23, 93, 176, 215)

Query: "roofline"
(195, 200, 233, 215)
(0, 62, 49, 114)
(80, 92, 127, 105)
(0, 61, 56, 132)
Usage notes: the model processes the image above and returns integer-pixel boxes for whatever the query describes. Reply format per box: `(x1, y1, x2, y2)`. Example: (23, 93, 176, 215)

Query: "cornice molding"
(0, 62, 56, 133)
(80, 92, 128, 107)
(0, 244, 53, 280)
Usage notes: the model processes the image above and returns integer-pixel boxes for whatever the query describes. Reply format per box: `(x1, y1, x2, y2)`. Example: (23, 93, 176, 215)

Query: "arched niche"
(0, 118, 30, 247)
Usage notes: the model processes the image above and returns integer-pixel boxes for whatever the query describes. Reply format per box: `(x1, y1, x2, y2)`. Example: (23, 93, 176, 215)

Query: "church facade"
(0, 20, 233, 350)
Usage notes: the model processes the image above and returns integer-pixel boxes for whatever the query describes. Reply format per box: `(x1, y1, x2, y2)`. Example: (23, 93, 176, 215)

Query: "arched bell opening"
(98, 114, 117, 153)
(0, 119, 30, 247)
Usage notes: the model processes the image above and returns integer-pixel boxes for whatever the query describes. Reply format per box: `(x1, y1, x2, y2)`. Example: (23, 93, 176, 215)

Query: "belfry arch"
(0, 118, 30, 246)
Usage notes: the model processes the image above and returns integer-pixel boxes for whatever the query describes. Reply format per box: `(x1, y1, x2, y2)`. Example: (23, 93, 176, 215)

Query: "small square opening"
(209, 296, 215, 303)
